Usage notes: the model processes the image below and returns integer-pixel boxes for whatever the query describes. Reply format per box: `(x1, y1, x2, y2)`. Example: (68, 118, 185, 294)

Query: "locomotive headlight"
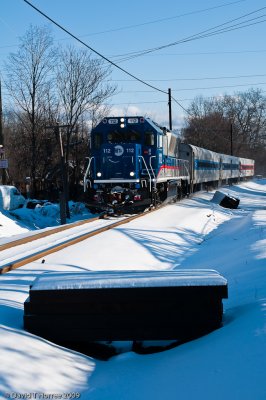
(120, 123, 125, 128)
(96, 172, 102, 177)
(120, 118, 125, 122)
(130, 171, 135, 177)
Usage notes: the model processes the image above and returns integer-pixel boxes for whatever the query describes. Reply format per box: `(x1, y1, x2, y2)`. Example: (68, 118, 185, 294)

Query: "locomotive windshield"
(107, 129, 141, 143)
(91, 118, 156, 151)
(94, 129, 156, 146)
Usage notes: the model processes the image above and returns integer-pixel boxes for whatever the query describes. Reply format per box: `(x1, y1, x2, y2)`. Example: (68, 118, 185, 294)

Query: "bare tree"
(182, 96, 232, 153)
(182, 89, 266, 173)
(221, 88, 266, 156)
(56, 46, 116, 198)
(4, 25, 57, 196)
(56, 46, 116, 163)
(3, 111, 28, 187)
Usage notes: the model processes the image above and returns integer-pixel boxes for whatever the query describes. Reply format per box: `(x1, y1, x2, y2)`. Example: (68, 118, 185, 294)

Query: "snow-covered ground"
(0, 180, 265, 400)
(1, 200, 95, 233)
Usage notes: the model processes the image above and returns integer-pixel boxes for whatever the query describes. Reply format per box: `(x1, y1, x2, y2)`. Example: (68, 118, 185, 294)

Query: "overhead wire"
(115, 21, 266, 63)
(22, 0, 266, 118)
(172, 81, 266, 92)
(108, 91, 266, 107)
(70, 0, 247, 37)
(107, 49, 266, 58)
(0, 2, 249, 51)
(21, 0, 195, 118)
(22, 0, 167, 96)
(109, 73, 266, 82)
(111, 7, 266, 62)
(119, 82, 266, 93)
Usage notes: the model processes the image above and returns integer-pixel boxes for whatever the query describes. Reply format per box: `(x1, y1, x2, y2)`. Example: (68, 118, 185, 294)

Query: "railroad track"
(0, 209, 155, 274)
(0, 214, 101, 252)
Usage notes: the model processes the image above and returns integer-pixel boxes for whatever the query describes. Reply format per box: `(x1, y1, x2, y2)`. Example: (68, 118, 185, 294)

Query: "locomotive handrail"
(138, 155, 152, 192)
(149, 156, 156, 181)
(182, 159, 190, 179)
(83, 156, 94, 192)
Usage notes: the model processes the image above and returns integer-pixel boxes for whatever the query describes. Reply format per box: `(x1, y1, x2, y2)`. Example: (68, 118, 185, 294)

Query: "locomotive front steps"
(24, 269, 228, 353)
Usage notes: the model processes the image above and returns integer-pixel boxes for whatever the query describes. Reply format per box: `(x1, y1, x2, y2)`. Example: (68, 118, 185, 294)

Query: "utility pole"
(46, 123, 70, 225)
(0, 77, 7, 184)
(0, 79, 3, 146)
(168, 88, 172, 131)
(230, 122, 233, 156)
(56, 123, 67, 224)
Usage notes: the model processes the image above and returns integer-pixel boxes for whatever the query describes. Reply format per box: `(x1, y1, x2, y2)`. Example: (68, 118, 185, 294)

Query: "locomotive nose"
(96, 143, 141, 181)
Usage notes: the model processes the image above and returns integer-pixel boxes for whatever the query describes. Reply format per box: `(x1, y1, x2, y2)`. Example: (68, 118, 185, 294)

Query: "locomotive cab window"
(93, 132, 102, 149)
(144, 131, 155, 146)
(158, 134, 163, 148)
(168, 134, 178, 157)
(163, 135, 168, 156)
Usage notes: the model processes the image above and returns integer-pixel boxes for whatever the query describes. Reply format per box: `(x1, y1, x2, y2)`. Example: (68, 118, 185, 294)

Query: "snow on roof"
(30, 269, 227, 291)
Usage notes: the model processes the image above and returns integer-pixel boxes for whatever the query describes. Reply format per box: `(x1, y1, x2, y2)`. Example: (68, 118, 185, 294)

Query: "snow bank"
(0, 179, 265, 399)
(30, 269, 227, 291)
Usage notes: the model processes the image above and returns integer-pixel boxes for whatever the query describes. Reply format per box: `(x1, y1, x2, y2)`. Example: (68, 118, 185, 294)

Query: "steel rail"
(0, 215, 102, 252)
(0, 210, 154, 274)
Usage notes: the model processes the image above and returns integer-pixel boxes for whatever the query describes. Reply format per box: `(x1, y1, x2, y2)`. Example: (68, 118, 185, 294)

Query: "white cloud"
(106, 105, 186, 130)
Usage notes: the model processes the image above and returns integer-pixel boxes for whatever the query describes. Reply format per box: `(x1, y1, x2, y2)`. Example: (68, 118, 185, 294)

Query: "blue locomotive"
(83, 116, 254, 213)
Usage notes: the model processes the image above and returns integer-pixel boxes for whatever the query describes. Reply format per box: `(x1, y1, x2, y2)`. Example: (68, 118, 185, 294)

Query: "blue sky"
(1, 0, 266, 128)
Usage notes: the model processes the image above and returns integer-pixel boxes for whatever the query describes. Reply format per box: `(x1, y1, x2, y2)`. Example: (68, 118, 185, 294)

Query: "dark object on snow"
(25, 201, 37, 209)
(24, 270, 228, 357)
(26, 200, 49, 209)
(212, 191, 240, 209)
(220, 195, 240, 209)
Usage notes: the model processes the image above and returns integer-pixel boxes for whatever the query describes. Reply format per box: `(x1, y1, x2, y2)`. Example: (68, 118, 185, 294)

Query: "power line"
(0, 2, 250, 53)
(111, 81, 266, 115)
(107, 90, 266, 107)
(19, 1, 193, 124)
(170, 96, 193, 116)
(114, 82, 266, 93)
(173, 82, 266, 92)
(108, 73, 266, 82)
(115, 11, 266, 61)
(115, 17, 266, 63)
(108, 49, 266, 58)
(72, 0, 247, 37)
(112, 7, 266, 62)
(22, 0, 167, 96)
(110, 100, 167, 105)
(21, 1, 265, 119)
